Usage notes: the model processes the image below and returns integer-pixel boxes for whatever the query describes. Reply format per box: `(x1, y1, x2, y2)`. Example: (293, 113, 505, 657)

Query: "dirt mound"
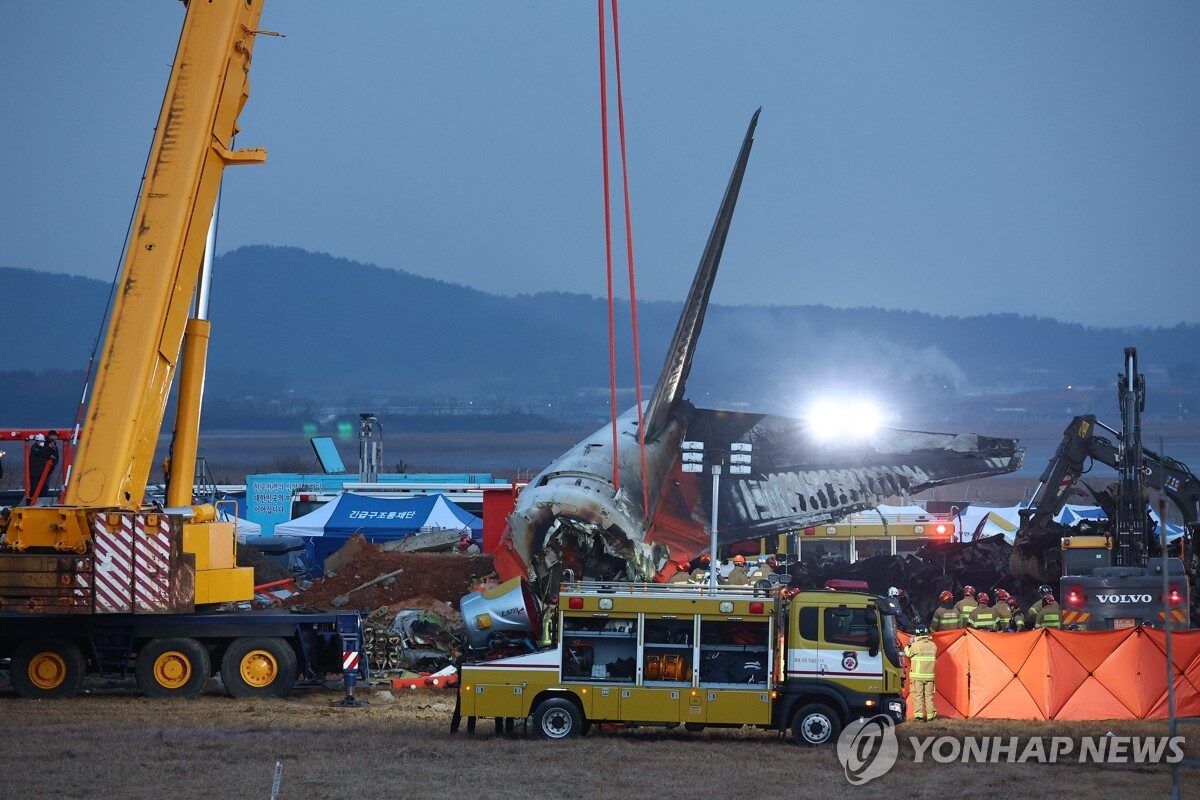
(286, 536, 494, 611)
(236, 544, 290, 585)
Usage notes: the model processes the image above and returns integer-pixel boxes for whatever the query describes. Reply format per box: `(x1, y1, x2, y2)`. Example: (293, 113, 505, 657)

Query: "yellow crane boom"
(6, 0, 269, 606)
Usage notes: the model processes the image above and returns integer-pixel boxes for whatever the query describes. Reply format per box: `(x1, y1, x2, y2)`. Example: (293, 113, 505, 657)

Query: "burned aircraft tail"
(642, 108, 760, 441)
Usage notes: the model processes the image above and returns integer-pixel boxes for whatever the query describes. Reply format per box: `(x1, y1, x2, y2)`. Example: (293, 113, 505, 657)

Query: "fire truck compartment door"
(705, 689, 771, 725)
(620, 687, 682, 723)
(592, 686, 620, 721)
(472, 683, 525, 718)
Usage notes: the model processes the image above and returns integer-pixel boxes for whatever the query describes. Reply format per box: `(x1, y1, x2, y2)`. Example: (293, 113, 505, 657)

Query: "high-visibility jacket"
(993, 603, 1013, 629)
(726, 566, 750, 586)
(1010, 609, 1027, 631)
(931, 606, 961, 631)
(904, 636, 937, 681)
(967, 606, 998, 630)
(1027, 599, 1045, 620)
(1035, 602, 1063, 629)
(955, 597, 978, 617)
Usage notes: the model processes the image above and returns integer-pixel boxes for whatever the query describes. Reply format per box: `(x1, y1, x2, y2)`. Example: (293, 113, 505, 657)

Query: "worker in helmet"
(748, 557, 775, 583)
(967, 592, 998, 630)
(903, 625, 937, 721)
(930, 590, 961, 631)
(992, 591, 1014, 630)
(1027, 584, 1053, 620)
(955, 585, 978, 618)
(726, 554, 750, 586)
(668, 560, 692, 584)
(1034, 593, 1063, 629)
(1006, 596, 1027, 631)
(26, 432, 58, 500)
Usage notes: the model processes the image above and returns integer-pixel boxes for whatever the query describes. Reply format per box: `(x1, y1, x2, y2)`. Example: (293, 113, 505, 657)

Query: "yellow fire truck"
(454, 579, 905, 745)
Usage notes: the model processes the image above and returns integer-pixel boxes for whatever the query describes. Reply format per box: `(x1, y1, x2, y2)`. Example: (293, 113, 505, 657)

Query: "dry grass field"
(0, 682, 1193, 800)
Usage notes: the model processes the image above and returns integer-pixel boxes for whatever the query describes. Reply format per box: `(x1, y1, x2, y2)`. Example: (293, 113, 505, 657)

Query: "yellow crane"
(3, 0, 270, 606)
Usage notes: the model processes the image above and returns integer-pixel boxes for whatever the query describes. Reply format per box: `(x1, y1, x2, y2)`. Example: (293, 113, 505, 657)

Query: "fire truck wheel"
(136, 638, 211, 699)
(11, 638, 86, 699)
(532, 697, 583, 740)
(220, 637, 298, 698)
(791, 703, 842, 746)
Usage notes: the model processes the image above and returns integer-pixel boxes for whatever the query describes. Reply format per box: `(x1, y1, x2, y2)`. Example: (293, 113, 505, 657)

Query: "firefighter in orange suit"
(904, 625, 937, 721)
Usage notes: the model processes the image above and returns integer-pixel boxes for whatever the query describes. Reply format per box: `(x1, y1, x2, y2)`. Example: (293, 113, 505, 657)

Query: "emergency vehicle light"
(1066, 586, 1085, 607)
(1168, 586, 1183, 606)
(568, 597, 584, 610)
(749, 602, 764, 614)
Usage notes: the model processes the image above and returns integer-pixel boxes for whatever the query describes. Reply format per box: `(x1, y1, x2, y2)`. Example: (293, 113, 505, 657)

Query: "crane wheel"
(220, 637, 298, 698)
(11, 639, 86, 699)
(136, 638, 211, 699)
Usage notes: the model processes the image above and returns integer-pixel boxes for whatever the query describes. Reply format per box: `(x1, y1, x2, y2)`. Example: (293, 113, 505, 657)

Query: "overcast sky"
(2, 2, 1197, 326)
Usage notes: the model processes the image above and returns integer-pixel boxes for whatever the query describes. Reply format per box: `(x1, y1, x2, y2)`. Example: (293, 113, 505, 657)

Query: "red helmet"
(732, 554, 746, 565)
(963, 585, 976, 597)
(1043, 593, 1056, 604)
(977, 592, 990, 605)
(939, 590, 954, 603)
(1006, 596, 1019, 608)
(996, 589, 1009, 601)
(676, 560, 689, 570)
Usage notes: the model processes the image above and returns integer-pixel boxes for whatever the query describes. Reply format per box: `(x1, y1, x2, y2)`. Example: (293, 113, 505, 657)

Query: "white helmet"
(887, 586, 900, 597)
(32, 433, 45, 442)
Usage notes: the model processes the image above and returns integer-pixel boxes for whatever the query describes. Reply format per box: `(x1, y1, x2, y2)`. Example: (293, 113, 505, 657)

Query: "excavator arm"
(1011, 413, 1200, 582)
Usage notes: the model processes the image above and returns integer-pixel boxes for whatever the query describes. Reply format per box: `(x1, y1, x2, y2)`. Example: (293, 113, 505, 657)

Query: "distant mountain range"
(3, 246, 1198, 421)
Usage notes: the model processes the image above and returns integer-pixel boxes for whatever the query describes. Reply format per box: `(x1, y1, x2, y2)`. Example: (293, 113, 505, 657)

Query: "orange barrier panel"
(901, 628, 1200, 720)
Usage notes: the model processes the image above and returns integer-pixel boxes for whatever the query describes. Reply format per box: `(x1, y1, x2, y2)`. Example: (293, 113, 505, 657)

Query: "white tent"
(219, 509, 261, 541)
(955, 504, 1025, 543)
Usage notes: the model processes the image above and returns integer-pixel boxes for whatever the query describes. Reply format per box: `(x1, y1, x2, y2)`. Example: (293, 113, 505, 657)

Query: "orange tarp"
(900, 628, 1200, 720)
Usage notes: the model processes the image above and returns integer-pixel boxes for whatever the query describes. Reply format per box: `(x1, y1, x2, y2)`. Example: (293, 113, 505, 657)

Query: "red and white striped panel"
(73, 568, 91, 600)
(133, 515, 172, 613)
(92, 516, 134, 613)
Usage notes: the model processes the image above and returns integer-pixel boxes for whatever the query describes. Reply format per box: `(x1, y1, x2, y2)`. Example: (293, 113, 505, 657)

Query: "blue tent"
(274, 493, 482, 567)
(1054, 503, 1186, 543)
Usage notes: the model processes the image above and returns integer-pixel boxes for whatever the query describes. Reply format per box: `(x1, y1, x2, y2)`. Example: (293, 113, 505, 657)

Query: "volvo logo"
(1097, 594, 1153, 604)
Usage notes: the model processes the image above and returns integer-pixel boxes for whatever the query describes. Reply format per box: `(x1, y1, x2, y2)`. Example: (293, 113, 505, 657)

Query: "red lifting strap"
(597, 0, 650, 503)
(609, 0, 650, 514)
(596, 0, 620, 491)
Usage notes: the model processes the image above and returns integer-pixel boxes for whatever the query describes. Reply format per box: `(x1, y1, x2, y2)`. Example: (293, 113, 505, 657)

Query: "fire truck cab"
(456, 579, 905, 745)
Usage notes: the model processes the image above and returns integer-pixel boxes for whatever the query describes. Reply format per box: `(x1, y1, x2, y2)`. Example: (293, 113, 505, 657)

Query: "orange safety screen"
(900, 628, 1200, 720)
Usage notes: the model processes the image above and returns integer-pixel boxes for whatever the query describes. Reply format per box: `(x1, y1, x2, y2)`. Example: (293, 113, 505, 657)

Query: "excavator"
(1012, 348, 1198, 629)
(0, 0, 361, 699)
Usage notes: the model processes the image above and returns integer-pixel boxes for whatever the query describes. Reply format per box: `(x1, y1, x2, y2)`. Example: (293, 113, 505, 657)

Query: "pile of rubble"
(280, 535, 495, 684)
(284, 535, 494, 611)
